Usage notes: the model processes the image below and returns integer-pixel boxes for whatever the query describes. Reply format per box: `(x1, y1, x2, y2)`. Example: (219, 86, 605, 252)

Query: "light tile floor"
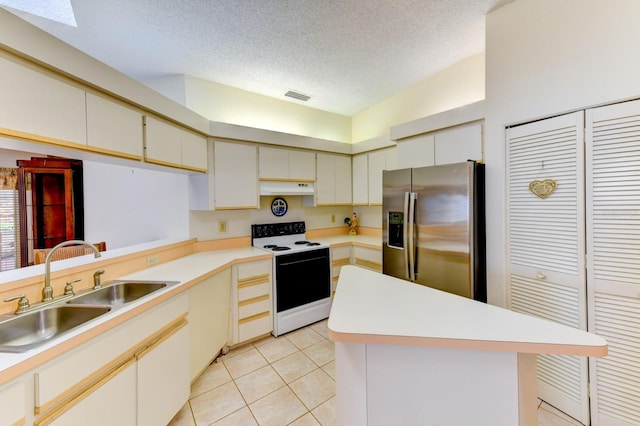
(169, 319, 583, 426)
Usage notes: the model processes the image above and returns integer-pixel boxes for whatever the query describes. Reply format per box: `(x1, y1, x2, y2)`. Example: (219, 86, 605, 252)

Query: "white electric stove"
(251, 221, 331, 336)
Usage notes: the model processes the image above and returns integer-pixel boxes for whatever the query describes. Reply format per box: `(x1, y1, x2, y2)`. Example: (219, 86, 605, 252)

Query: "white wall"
(143, 74, 188, 106)
(189, 197, 353, 240)
(0, 140, 191, 252)
(484, 0, 640, 306)
(83, 161, 189, 249)
(183, 76, 352, 144)
(352, 53, 485, 143)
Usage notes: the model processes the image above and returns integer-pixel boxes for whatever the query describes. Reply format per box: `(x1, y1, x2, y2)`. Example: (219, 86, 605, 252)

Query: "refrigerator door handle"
(408, 192, 417, 281)
(403, 191, 410, 279)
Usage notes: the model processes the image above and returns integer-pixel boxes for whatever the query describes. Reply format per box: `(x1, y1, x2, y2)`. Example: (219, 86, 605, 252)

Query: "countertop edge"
(328, 266, 608, 358)
(326, 329, 608, 357)
(0, 249, 272, 385)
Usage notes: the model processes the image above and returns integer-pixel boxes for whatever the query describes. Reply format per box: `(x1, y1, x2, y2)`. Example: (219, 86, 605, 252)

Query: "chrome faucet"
(43, 240, 102, 302)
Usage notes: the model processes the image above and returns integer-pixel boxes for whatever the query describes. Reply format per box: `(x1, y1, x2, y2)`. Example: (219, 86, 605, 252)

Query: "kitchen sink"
(67, 281, 173, 307)
(0, 305, 111, 353)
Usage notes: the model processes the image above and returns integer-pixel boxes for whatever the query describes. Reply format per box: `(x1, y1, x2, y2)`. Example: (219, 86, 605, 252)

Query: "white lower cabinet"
(352, 245, 382, 272)
(137, 325, 190, 426)
(32, 293, 189, 426)
(46, 360, 137, 426)
(331, 245, 352, 296)
(0, 379, 27, 426)
(188, 269, 231, 381)
(230, 259, 273, 346)
(330, 244, 381, 295)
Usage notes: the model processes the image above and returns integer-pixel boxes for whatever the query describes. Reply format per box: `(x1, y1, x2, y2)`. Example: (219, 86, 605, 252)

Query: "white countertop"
(315, 234, 381, 249)
(117, 247, 268, 282)
(328, 266, 607, 356)
(0, 246, 270, 382)
(0, 238, 190, 285)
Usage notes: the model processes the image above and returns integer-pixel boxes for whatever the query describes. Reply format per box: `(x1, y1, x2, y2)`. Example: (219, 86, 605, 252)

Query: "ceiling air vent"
(284, 90, 311, 101)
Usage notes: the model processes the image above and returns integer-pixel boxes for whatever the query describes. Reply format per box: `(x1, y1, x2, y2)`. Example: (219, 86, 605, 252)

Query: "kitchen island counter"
(328, 266, 607, 425)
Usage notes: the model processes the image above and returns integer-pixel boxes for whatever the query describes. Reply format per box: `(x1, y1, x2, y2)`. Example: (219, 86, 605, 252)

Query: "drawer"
(238, 282, 270, 302)
(238, 296, 271, 319)
(353, 246, 381, 262)
(237, 260, 271, 280)
(331, 257, 351, 269)
(353, 246, 382, 271)
(238, 313, 272, 343)
(353, 259, 382, 272)
(331, 246, 351, 262)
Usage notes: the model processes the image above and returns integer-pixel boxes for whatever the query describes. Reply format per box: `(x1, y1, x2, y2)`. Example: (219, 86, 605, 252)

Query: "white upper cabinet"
(434, 123, 483, 165)
(396, 123, 483, 168)
(352, 148, 396, 206)
(335, 155, 353, 204)
(290, 150, 316, 181)
(144, 116, 181, 167)
(368, 147, 397, 205)
(86, 92, 143, 159)
(368, 150, 386, 205)
(316, 153, 352, 205)
(396, 134, 435, 169)
(180, 130, 208, 171)
(214, 141, 258, 209)
(259, 146, 315, 181)
(352, 154, 369, 205)
(144, 116, 207, 172)
(258, 146, 288, 179)
(0, 53, 87, 145)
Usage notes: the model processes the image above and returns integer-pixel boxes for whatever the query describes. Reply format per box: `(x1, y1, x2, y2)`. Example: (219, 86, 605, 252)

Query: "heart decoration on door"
(529, 179, 557, 199)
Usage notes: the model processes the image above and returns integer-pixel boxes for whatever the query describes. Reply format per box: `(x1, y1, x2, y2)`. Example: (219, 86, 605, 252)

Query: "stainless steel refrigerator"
(382, 161, 486, 301)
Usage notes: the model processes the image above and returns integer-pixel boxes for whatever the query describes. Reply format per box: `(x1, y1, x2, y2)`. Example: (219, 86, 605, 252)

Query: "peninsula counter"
(327, 266, 607, 425)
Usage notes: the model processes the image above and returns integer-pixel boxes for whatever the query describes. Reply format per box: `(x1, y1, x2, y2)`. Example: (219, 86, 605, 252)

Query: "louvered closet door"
(507, 111, 589, 424)
(586, 99, 640, 426)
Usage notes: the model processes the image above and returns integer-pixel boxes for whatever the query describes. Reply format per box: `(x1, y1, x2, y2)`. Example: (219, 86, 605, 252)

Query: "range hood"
(259, 181, 315, 196)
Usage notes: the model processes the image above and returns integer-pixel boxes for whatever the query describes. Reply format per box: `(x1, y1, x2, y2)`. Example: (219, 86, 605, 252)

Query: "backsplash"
(189, 196, 355, 240)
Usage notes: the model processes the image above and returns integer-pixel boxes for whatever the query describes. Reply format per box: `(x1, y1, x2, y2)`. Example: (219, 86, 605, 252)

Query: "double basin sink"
(0, 280, 178, 353)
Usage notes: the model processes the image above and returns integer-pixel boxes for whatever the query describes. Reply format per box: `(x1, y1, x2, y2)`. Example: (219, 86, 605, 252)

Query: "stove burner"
(271, 246, 291, 252)
(264, 245, 278, 249)
(295, 240, 321, 246)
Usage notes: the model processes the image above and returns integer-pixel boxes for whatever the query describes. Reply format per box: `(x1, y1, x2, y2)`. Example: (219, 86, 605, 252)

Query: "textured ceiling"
(2, 0, 512, 116)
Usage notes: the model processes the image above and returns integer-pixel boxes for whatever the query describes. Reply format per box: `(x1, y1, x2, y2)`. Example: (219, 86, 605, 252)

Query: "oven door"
(275, 248, 330, 312)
